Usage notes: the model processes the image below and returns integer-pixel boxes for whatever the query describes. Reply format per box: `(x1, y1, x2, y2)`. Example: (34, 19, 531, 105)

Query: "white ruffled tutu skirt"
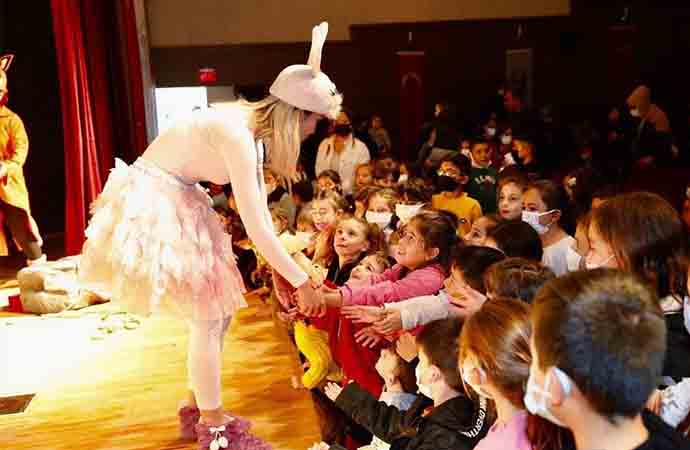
(79, 157, 247, 320)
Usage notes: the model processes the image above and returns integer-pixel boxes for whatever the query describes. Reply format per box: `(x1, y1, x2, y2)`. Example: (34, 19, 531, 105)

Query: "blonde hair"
(237, 95, 304, 181)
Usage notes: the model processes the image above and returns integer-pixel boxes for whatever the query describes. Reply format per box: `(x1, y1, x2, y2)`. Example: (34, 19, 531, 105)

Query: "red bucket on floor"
(7, 295, 24, 313)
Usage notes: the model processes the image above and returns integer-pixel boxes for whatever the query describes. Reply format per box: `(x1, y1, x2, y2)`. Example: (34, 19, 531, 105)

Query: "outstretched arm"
(208, 115, 308, 289)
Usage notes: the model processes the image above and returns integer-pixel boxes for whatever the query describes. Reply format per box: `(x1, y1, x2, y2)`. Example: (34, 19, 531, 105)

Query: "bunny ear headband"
(269, 22, 342, 119)
(0, 54, 14, 72)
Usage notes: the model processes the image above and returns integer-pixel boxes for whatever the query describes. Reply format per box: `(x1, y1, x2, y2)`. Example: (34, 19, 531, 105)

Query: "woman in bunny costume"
(79, 23, 341, 450)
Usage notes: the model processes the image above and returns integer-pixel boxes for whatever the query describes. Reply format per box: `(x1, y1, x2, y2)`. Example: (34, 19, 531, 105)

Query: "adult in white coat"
(315, 108, 370, 195)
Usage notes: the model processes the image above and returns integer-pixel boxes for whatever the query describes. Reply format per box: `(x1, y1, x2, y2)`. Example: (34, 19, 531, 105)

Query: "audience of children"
(209, 104, 690, 449)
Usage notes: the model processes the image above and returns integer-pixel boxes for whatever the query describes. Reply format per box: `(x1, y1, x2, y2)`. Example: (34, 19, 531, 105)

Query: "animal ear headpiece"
(269, 23, 342, 119)
(0, 54, 14, 92)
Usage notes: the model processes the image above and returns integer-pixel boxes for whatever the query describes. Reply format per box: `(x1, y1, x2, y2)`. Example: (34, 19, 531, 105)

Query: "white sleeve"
(660, 378, 690, 427)
(314, 138, 329, 178)
(207, 118, 308, 288)
(384, 293, 449, 330)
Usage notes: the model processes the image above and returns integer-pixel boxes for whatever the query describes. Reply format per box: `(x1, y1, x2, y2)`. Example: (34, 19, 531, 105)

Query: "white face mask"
(565, 245, 583, 272)
(461, 362, 492, 398)
(395, 203, 423, 224)
(415, 362, 434, 399)
(501, 135, 512, 145)
(585, 253, 615, 270)
(398, 174, 409, 184)
(683, 297, 690, 335)
(365, 211, 393, 229)
(522, 210, 554, 235)
(630, 108, 640, 118)
(487, 127, 496, 137)
(524, 367, 572, 427)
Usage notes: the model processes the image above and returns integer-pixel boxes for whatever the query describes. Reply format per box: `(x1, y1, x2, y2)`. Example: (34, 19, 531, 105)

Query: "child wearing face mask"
(522, 180, 575, 276)
(585, 192, 690, 430)
(431, 153, 482, 236)
(319, 318, 489, 450)
(395, 180, 431, 226)
(365, 188, 399, 240)
(309, 347, 417, 450)
(467, 140, 498, 214)
(460, 298, 573, 450)
(530, 270, 687, 450)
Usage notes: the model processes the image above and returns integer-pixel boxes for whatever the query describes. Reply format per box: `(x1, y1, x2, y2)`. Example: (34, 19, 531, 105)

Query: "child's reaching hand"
(395, 332, 418, 362)
(324, 382, 343, 402)
(354, 326, 386, 348)
(373, 309, 403, 335)
(341, 305, 386, 324)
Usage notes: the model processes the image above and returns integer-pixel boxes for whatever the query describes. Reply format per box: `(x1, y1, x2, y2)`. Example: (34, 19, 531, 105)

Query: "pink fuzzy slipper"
(178, 403, 201, 440)
(195, 415, 271, 450)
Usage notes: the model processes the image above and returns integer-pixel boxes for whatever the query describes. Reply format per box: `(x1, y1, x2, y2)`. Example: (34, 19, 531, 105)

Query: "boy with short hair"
(466, 140, 498, 214)
(529, 269, 689, 450)
(320, 318, 489, 450)
(431, 153, 482, 236)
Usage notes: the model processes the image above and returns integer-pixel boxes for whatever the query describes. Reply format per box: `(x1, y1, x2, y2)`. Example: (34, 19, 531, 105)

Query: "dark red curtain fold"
(50, 0, 146, 255)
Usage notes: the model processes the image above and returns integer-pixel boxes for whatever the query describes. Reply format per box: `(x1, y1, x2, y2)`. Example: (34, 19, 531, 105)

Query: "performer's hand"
(296, 282, 326, 317)
(354, 326, 384, 348)
(341, 305, 385, 324)
(272, 270, 296, 310)
(395, 332, 418, 362)
(373, 309, 403, 335)
(324, 382, 343, 402)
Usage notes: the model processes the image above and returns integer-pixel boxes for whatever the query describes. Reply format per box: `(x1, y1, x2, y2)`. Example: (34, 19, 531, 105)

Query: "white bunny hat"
(269, 22, 342, 119)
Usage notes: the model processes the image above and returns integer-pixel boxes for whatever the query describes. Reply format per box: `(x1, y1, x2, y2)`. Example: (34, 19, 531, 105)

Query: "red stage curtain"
(50, 0, 146, 255)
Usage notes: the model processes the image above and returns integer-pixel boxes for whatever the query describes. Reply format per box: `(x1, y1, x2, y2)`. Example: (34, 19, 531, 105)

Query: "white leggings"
(187, 316, 233, 410)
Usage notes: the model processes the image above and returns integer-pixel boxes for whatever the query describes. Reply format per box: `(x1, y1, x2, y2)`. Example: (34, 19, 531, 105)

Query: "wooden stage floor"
(0, 294, 321, 450)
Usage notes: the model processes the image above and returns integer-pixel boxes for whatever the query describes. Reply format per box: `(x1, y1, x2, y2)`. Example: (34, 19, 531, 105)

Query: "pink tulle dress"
(78, 106, 308, 320)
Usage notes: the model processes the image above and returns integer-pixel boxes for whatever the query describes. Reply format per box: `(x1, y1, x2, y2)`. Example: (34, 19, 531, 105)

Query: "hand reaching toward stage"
(373, 309, 403, 335)
(354, 326, 385, 348)
(341, 305, 386, 324)
(296, 282, 326, 317)
(395, 332, 418, 362)
(324, 382, 343, 402)
(319, 284, 343, 308)
(308, 442, 330, 450)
